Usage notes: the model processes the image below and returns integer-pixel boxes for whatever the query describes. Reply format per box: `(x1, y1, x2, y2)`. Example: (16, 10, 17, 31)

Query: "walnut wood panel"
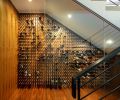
(0, 0, 18, 100)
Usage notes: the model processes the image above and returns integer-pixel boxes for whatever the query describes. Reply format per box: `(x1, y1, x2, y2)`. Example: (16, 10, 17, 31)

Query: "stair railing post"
(72, 77, 77, 98)
(78, 78, 80, 100)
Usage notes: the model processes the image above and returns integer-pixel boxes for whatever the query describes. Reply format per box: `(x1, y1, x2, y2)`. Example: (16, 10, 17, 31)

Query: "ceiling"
(11, 0, 120, 52)
(11, 0, 46, 13)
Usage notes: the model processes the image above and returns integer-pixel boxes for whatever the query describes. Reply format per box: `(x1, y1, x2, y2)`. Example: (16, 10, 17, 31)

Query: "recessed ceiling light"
(68, 14, 72, 19)
(106, 39, 113, 44)
(28, 0, 32, 2)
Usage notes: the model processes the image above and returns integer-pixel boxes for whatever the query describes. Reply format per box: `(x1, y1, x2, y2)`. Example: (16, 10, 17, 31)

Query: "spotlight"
(28, 0, 32, 2)
(68, 14, 72, 19)
(106, 39, 113, 44)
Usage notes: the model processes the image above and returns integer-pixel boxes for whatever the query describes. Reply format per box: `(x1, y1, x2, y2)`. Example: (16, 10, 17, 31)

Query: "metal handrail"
(72, 47, 120, 99)
(99, 84, 120, 100)
(80, 59, 120, 88)
(109, 0, 119, 6)
(80, 73, 120, 100)
(73, 46, 120, 79)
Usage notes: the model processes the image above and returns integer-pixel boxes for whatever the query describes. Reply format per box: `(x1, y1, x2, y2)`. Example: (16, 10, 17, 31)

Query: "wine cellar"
(1, 0, 120, 99)
(17, 14, 110, 88)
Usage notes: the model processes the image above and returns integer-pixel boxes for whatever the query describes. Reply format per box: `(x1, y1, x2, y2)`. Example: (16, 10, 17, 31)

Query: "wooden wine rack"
(18, 14, 110, 88)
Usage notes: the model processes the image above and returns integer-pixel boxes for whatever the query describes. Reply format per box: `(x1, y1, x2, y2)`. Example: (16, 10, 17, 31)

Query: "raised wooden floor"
(9, 88, 120, 100)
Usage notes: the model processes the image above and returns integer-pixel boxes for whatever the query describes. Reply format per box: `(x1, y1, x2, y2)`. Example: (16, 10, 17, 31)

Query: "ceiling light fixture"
(68, 14, 72, 19)
(28, 0, 32, 2)
(106, 39, 113, 44)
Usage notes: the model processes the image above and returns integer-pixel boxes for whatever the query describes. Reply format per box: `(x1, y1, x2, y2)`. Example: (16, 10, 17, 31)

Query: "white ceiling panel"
(11, 0, 46, 13)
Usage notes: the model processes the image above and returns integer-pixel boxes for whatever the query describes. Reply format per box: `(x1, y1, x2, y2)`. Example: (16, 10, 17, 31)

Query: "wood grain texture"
(9, 88, 119, 100)
(0, 0, 18, 100)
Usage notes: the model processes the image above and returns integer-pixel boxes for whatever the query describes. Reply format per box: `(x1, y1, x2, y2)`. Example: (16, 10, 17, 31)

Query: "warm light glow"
(28, 0, 32, 2)
(68, 14, 72, 19)
(106, 39, 113, 44)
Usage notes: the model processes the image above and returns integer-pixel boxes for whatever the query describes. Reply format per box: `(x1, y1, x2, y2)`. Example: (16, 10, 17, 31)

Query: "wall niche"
(18, 14, 107, 88)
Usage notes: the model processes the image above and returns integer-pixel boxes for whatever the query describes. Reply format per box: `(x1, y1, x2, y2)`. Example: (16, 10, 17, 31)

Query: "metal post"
(78, 78, 80, 100)
(72, 77, 76, 98)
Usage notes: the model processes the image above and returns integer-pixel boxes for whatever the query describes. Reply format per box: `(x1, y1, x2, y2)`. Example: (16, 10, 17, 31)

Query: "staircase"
(93, 0, 120, 10)
(72, 0, 120, 53)
(71, 0, 120, 99)
(73, 0, 120, 29)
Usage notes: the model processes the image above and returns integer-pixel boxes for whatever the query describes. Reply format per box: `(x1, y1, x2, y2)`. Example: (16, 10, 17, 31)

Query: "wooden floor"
(9, 88, 120, 100)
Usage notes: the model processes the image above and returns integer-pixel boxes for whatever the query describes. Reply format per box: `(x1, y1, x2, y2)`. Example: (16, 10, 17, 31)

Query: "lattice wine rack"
(18, 14, 110, 88)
